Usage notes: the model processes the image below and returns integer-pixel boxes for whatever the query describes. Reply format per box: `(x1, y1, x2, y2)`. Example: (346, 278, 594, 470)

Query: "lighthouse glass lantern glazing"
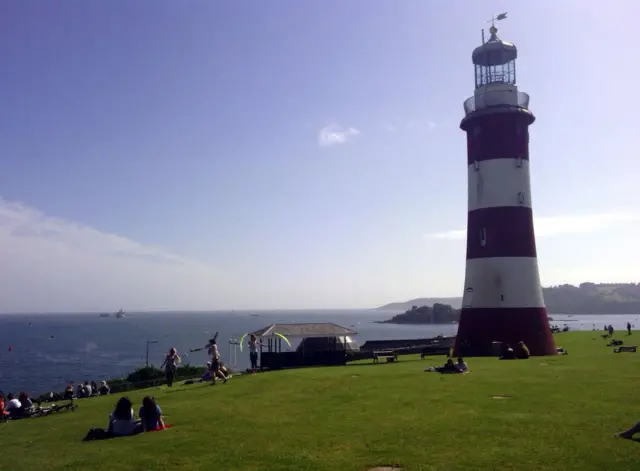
(472, 26, 518, 89)
(474, 59, 515, 89)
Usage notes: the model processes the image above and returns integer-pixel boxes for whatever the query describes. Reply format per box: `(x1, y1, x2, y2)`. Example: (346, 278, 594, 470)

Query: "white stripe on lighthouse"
(461, 257, 545, 309)
(467, 158, 532, 211)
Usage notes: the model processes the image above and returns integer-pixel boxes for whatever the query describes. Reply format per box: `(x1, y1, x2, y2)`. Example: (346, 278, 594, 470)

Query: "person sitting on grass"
(515, 341, 530, 359)
(201, 362, 214, 382)
(0, 393, 8, 418)
(4, 393, 22, 416)
(500, 344, 516, 360)
(139, 396, 165, 432)
(99, 381, 110, 395)
(456, 357, 468, 373)
(435, 358, 459, 374)
(64, 382, 75, 400)
(18, 392, 34, 413)
(617, 420, 640, 439)
(108, 397, 141, 437)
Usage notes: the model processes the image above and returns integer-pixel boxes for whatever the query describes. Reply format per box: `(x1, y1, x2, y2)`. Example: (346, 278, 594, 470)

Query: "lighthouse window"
(480, 228, 487, 246)
(516, 156, 523, 167)
(501, 294, 504, 302)
(473, 160, 479, 172)
(518, 192, 525, 204)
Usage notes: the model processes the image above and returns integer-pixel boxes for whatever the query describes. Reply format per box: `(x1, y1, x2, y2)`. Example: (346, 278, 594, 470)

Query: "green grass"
(3, 332, 640, 471)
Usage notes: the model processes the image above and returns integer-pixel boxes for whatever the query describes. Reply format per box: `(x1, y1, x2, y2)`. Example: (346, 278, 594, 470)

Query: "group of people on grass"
(0, 391, 34, 419)
(603, 323, 632, 337)
(499, 341, 530, 360)
(425, 357, 469, 374)
(161, 333, 264, 387)
(84, 396, 167, 441)
(65, 380, 110, 399)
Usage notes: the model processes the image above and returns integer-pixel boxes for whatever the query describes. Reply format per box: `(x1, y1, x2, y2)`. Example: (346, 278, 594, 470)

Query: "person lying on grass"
(456, 357, 468, 373)
(425, 357, 469, 374)
(139, 396, 165, 432)
(617, 421, 640, 439)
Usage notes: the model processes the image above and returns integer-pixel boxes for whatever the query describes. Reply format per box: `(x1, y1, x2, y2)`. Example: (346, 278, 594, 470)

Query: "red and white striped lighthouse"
(453, 19, 556, 356)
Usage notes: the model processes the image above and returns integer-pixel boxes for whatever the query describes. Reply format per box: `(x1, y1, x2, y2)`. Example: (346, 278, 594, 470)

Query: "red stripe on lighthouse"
(466, 206, 537, 259)
(464, 111, 534, 165)
(455, 307, 556, 356)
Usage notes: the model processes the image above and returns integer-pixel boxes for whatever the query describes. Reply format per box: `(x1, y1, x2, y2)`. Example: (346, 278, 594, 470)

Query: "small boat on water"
(115, 309, 125, 319)
(99, 313, 110, 318)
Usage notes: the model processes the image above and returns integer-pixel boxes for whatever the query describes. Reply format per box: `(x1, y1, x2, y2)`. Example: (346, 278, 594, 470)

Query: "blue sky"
(0, 1, 638, 312)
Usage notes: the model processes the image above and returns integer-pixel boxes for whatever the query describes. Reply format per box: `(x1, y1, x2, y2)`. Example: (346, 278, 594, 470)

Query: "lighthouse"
(453, 18, 556, 356)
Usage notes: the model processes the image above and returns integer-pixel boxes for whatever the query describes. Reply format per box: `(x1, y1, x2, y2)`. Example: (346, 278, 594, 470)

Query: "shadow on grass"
(164, 383, 212, 394)
(346, 358, 425, 368)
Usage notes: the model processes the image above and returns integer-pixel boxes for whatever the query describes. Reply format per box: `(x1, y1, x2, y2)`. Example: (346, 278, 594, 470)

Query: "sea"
(1, 310, 638, 395)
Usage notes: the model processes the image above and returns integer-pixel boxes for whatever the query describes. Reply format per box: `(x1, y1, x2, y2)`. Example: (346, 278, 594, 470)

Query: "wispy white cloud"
(426, 212, 640, 240)
(317, 124, 360, 147)
(0, 197, 236, 313)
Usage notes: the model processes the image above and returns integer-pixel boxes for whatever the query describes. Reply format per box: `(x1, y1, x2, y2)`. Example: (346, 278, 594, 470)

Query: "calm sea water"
(1, 310, 638, 394)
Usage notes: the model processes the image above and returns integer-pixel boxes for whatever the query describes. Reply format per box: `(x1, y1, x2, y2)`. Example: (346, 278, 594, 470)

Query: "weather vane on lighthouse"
(487, 12, 508, 26)
(482, 12, 508, 44)
(454, 13, 556, 357)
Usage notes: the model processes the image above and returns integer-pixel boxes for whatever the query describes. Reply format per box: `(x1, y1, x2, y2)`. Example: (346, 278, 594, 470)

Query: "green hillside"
(376, 283, 640, 314)
(3, 332, 639, 471)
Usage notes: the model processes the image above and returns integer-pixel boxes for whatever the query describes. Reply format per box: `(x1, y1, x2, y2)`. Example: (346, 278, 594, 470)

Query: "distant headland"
(377, 303, 460, 325)
(376, 283, 640, 320)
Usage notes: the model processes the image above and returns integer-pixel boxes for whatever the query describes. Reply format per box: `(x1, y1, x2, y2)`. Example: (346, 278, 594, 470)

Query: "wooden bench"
(614, 346, 637, 353)
(372, 350, 398, 364)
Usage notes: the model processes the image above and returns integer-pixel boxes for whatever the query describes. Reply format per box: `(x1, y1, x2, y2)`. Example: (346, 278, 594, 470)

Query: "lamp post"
(146, 340, 158, 367)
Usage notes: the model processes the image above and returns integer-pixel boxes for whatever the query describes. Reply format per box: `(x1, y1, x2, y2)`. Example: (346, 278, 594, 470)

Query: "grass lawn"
(3, 331, 640, 471)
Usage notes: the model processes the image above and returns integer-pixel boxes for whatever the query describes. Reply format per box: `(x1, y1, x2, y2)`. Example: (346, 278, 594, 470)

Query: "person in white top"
(4, 394, 21, 412)
(108, 397, 140, 436)
(248, 334, 264, 375)
(456, 357, 469, 373)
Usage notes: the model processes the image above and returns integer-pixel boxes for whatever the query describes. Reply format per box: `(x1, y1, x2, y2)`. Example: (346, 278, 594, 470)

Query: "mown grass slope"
(3, 331, 639, 471)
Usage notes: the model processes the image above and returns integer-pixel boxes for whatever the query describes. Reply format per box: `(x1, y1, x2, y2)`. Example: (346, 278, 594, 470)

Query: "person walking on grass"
(248, 334, 263, 375)
(160, 347, 181, 388)
(628, 322, 632, 335)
